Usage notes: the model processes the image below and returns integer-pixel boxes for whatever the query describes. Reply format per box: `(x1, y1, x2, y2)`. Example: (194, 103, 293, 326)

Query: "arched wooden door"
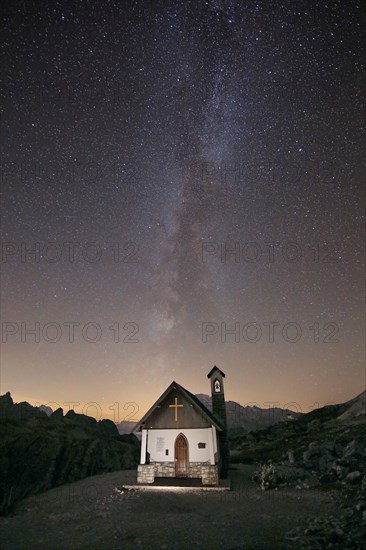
(175, 434, 188, 477)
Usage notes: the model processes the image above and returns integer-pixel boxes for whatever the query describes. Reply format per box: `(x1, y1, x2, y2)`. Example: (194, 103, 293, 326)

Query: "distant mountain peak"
(195, 394, 302, 432)
(38, 404, 53, 416)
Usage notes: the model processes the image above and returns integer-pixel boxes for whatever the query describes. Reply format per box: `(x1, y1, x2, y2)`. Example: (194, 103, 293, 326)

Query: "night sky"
(1, 0, 365, 421)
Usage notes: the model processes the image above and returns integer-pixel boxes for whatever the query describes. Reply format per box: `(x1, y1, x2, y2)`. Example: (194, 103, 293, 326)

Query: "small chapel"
(133, 366, 229, 486)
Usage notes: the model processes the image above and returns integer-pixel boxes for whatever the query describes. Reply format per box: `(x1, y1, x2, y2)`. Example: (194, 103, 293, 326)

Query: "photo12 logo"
(6, 400, 140, 424)
(178, 158, 350, 187)
(199, 241, 342, 264)
(1, 321, 140, 344)
(201, 321, 340, 344)
(1, 242, 139, 264)
(1, 159, 138, 184)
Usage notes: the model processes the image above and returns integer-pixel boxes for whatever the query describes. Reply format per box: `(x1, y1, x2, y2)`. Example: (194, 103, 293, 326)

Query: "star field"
(1, 0, 365, 418)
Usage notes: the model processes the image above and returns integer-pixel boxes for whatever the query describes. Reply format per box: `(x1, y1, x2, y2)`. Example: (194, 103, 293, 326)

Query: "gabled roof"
(132, 380, 223, 432)
(207, 365, 226, 379)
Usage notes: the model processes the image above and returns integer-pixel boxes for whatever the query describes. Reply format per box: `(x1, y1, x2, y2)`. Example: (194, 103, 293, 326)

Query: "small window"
(198, 442, 206, 449)
(165, 449, 169, 455)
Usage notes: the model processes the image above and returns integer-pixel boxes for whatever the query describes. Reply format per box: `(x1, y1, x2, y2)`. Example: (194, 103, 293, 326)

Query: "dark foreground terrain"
(0, 465, 335, 550)
(0, 392, 140, 514)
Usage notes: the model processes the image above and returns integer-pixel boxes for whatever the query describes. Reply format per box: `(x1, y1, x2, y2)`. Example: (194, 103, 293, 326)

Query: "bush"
(252, 461, 278, 491)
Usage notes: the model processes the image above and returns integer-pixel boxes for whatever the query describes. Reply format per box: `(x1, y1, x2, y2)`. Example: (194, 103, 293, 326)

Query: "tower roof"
(207, 365, 226, 379)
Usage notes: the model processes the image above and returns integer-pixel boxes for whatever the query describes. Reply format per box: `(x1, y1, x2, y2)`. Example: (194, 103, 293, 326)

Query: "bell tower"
(207, 366, 229, 478)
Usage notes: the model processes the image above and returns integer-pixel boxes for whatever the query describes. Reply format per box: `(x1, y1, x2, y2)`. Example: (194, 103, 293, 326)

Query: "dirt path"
(0, 465, 334, 549)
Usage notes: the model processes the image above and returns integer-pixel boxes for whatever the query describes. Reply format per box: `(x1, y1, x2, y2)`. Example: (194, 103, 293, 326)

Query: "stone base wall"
(137, 464, 155, 484)
(137, 462, 219, 486)
(201, 464, 219, 485)
(187, 462, 202, 478)
(154, 462, 176, 477)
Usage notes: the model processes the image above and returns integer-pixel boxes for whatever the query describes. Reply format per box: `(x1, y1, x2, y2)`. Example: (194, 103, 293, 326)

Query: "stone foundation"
(154, 462, 176, 477)
(137, 464, 155, 484)
(137, 462, 219, 485)
(201, 464, 219, 485)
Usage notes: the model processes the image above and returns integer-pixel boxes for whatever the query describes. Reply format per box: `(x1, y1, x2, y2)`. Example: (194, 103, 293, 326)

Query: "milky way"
(1, 0, 364, 416)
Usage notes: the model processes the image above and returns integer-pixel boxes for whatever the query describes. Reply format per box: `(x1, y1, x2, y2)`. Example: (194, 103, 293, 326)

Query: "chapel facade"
(133, 366, 228, 486)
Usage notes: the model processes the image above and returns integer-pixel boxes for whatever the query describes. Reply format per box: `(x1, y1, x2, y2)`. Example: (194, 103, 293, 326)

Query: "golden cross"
(169, 397, 183, 421)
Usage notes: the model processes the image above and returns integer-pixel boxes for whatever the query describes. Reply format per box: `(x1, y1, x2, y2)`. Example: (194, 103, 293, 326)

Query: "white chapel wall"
(147, 428, 214, 463)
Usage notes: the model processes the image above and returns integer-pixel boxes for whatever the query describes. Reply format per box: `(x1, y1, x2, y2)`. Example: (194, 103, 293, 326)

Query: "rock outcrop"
(246, 390, 366, 548)
(0, 393, 140, 514)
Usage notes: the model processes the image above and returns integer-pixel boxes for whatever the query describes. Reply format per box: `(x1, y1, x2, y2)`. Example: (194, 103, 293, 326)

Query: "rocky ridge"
(242, 390, 366, 548)
(0, 392, 140, 515)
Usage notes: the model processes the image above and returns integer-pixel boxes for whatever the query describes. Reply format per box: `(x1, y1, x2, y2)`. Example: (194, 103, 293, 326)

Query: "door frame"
(175, 433, 189, 477)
